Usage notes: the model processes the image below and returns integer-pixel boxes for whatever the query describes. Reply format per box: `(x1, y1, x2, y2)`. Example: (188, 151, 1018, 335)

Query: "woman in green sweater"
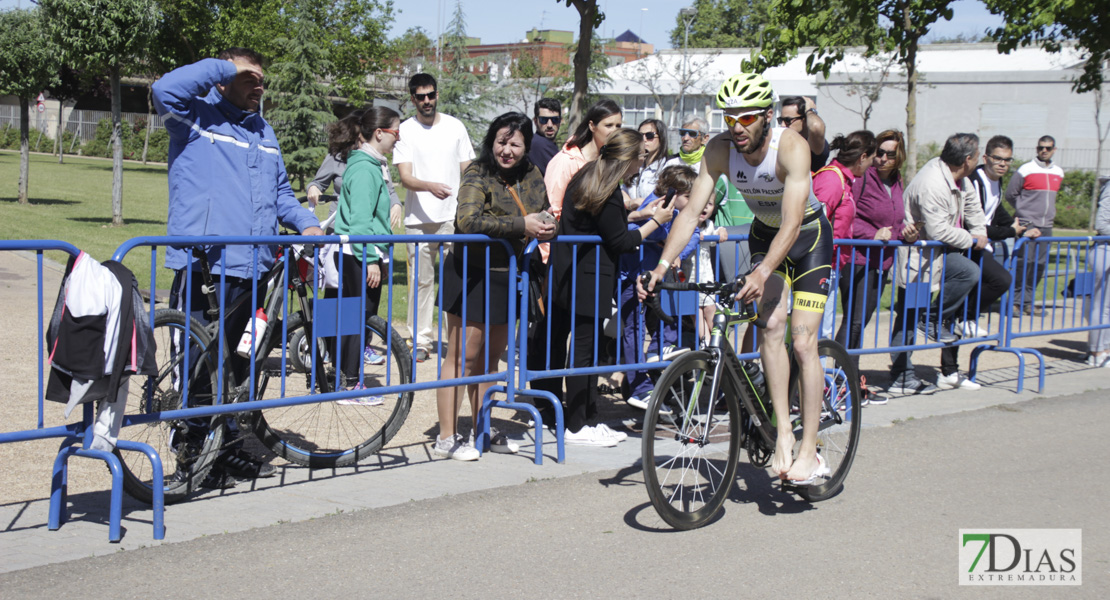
(326, 106, 401, 390)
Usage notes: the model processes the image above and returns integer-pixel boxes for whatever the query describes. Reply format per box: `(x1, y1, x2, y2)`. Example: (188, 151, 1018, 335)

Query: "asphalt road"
(2, 393, 1106, 598)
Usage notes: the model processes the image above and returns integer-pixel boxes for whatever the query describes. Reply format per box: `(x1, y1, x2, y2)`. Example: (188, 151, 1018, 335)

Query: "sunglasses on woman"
(641, 132, 657, 140)
(723, 112, 761, 128)
(875, 148, 896, 159)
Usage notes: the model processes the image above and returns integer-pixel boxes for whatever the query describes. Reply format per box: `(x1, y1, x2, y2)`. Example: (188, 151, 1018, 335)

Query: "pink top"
(812, 159, 856, 268)
(543, 143, 589, 220)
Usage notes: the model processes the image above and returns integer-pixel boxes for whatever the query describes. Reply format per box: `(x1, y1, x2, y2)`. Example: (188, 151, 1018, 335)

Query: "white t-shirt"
(976, 168, 1003, 222)
(393, 113, 475, 225)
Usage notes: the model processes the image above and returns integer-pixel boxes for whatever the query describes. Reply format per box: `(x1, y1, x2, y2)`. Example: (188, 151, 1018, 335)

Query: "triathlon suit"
(729, 127, 834, 313)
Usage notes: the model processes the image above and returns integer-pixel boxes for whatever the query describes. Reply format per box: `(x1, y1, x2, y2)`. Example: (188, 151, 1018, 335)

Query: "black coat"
(553, 187, 644, 317)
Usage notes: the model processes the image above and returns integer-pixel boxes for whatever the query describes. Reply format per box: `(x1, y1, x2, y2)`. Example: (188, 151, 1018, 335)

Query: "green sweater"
(335, 150, 392, 262)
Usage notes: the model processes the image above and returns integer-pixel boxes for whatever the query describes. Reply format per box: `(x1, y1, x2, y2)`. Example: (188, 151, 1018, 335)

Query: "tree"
(45, 65, 86, 164)
(561, 0, 605, 133)
(754, 0, 959, 180)
(432, 1, 498, 144)
(818, 53, 901, 130)
(621, 50, 724, 128)
(669, 0, 773, 48)
(0, 9, 60, 204)
(325, 0, 397, 103)
(986, 0, 1110, 93)
(40, 0, 159, 226)
(266, 0, 337, 191)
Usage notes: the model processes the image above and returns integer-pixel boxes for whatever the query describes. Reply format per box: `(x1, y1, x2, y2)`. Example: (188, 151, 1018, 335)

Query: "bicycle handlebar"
(639, 273, 766, 329)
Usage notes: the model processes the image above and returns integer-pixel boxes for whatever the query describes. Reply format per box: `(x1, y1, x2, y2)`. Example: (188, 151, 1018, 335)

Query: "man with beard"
(529, 97, 561, 175)
(639, 73, 834, 486)
(394, 73, 475, 362)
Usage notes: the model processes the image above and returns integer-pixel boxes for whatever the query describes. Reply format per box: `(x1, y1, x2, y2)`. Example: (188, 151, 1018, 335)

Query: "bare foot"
(772, 437, 794, 478)
(784, 452, 820, 483)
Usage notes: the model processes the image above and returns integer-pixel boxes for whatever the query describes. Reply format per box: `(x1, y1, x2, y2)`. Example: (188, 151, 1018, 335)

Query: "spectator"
(152, 47, 323, 487)
(1087, 178, 1110, 367)
(325, 107, 401, 392)
(889, 133, 987, 394)
(1007, 135, 1064, 316)
(305, 139, 403, 232)
(779, 96, 829, 172)
(624, 118, 671, 204)
(665, 114, 710, 173)
(835, 129, 918, 403)
(547, 128, 673, 446)
(434, 112, 556, 461)
(394, 73, 476, 363)
(683, 193, 727, 347)
(813, 131, 875, 343)
(973, 135, 1038, 262)
(529, 97, 562, 175)
(544, 99, 623, 218)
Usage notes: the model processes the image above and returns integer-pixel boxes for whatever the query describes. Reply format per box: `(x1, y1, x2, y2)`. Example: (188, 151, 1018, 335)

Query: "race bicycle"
(640, 275, 862, 530)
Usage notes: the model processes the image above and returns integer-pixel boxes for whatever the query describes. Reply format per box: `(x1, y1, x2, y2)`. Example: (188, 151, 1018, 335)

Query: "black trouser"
(325, 252, 383, 386)
(834, 264, 888, 371)
(940, 249, 1012, 375)
(1013, 224, 1052, 308)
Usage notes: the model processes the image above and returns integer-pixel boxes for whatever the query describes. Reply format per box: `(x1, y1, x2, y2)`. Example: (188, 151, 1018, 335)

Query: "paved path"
(1, 390, 1106, 597)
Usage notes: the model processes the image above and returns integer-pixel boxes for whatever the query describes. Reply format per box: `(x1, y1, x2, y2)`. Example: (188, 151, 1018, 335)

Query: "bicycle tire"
(115, 309, 226, 504)
(642, 350, 741, 530)
(790, 339, 862, 502)
(250, 313, 413, 468)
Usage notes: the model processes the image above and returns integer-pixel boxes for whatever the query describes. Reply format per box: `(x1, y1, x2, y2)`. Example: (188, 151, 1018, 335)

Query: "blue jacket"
(618, 192, 699, 280)
(153, 58, 319, 278)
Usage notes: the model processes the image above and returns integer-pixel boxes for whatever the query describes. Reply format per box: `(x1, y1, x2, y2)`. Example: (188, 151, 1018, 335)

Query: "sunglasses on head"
(875, 148, 896, 159)
(723, 112, 761, 128)
(413, 91, 437, 101)
(538, 116, 561, 125)
(1037, 145, 1054, 151)
(678, 128, 703, 138)
(641, 131, 657, 140)
(777, 115, 803, 126)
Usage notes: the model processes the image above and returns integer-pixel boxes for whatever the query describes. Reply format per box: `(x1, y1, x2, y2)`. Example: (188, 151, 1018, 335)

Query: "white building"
(599, 43, 1109, 171)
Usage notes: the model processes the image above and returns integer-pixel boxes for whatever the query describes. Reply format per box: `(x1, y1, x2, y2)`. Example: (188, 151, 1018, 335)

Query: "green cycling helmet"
(716, 73, 774, 110)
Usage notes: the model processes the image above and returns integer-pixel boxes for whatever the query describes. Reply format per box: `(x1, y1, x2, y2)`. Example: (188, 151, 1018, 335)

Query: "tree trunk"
(1090, 86, 1105, 233)
(904, 12, 919, 182)
(567, 0, 596, 135)
(18, 96, 29, 205)
(57, 101, 65, 164)
(110, 65, 125, 227)
(142, 86, 153, 164)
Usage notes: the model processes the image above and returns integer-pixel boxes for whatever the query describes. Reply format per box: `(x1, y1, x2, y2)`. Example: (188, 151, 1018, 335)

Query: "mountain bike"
(116, 239, 413, 504)
(640, 275, 862, 530)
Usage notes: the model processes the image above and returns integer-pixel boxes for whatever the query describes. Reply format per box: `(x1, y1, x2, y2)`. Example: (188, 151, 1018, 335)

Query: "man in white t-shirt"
(394, 73, 475, 361)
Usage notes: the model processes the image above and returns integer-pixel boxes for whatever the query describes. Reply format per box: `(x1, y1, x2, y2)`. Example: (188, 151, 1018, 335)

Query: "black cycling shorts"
(748, 212, 834, 314)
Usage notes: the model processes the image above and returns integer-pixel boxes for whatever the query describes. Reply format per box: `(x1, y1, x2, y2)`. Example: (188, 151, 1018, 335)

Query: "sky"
(0, 0, 1004, 50)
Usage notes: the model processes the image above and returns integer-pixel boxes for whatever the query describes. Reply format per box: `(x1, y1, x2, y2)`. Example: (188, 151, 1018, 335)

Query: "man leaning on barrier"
(153, 47, 324, 488)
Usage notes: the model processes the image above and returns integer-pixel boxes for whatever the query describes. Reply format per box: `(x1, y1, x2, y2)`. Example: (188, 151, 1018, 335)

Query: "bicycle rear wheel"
(642, 350, 741, 530)
(791, 339, 861, 502)
(251, 314, 414, 468)
(116, 309, 225, 504)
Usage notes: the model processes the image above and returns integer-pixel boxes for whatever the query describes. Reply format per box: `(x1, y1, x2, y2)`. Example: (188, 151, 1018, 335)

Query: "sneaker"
(488, 429, 521, 454)
(363, 346, 386, 365)
(199, 469, 237, 490)
(956, 319, 989, 338)
(864, 389, 889, 405)
(432, 435, 480, 461)
(627, 395, 672, 416)
(887, 375, 938, 395)
(646, 345, 689, 363)
(936, 372, 982, 391)
(338, 382, 385, 406)
(564, 425, 619, 447)
(1021, 304, 1043, 317)
(595, 423, 628, 443)
(216, 449, 276, 479)
(414, 347, 429, 363)
(916, 319, 957, 343)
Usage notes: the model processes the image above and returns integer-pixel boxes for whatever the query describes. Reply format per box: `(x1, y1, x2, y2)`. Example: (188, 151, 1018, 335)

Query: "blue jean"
(617, 278, 675, 400)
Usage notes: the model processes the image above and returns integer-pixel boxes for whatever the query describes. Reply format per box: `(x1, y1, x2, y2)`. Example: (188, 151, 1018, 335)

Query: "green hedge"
(83, 118, 169, 162)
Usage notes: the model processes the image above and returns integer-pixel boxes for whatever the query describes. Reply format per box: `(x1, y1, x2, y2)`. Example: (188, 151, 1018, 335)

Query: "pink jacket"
(813, 159, 856, 268)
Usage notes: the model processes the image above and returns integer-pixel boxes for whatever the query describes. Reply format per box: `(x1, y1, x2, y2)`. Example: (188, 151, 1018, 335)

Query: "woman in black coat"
(547, 128, 674, 446)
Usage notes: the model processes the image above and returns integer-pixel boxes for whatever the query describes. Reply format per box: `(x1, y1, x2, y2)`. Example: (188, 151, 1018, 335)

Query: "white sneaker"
(595, 423, 627, 443)
(956, 319, 989, 338)
(488, 428, 520, 454)
(564, 425, 618, 447)
(432, 435, 480, 461)
(936, 372, 982, 391)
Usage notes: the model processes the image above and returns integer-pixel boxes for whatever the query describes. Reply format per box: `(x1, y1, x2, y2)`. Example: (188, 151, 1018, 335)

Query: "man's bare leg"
(783, 307, 824, 482)
(757, 275, 794, 477)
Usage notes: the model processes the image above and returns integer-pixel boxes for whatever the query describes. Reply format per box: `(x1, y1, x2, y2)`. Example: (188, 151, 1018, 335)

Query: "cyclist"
(639, 73, 833, 485)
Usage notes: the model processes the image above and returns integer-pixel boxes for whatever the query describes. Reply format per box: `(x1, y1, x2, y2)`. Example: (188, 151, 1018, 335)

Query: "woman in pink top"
(544, 99, 623, 218)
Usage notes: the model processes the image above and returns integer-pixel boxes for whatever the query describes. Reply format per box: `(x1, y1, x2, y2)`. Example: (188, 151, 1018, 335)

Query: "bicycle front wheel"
(116, 309, 225, 504)
(642, 350, 741, 530)
(251, 314, 414, 468)
(791, 339, 862, 502)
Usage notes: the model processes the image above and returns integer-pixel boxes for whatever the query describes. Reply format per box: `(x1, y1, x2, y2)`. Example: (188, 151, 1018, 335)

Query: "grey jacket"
(1098, 179, 1110, 237)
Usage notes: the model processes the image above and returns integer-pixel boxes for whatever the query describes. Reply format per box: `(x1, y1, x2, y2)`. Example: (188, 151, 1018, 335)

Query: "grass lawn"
(0, 150, 420, 323)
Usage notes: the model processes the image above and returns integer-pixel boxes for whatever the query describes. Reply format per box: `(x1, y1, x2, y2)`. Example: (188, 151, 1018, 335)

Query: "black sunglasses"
(875, 148, 896, 159)
(678, 128, 703, 138)
(642, 132, 657, 140)
(538, 116, 561, 125)
(414, 91, 437, 101)
(1037, 145, 1054, 151)
(777, 115, 803, 126)
(988, 154, 1014, 163)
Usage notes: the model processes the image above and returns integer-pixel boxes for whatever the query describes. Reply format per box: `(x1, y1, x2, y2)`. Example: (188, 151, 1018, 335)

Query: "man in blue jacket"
(153, 47, 323, 488)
